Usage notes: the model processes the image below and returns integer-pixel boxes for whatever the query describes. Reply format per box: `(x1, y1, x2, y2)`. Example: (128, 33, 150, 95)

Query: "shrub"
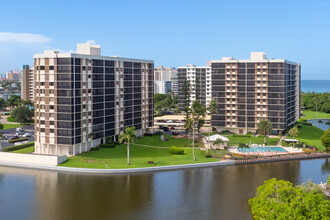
(99, 143, 116, 148)
(200, 150, 212, 158)
(238, 143, 248, 148)
(220, 130, 231, 135)
(295, 142, 304, 148)
(144, 133, 153, 136)
(89, 146, 100, 151)
(8, 138, 28, 143)
(212, 127, 217, 132)
(233, 134, 251, 138)
(169, 146, 184, 155)
(4, 141, 34, 152)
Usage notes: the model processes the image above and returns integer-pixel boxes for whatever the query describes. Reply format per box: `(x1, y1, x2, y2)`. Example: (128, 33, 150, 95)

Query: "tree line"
(302, 92, 330, 113)
(0, 95, 34, 124)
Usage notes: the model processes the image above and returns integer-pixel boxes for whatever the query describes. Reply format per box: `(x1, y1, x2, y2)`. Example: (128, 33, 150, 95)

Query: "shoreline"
(0, 160, 235, 174)
(0, 152, 329, 174)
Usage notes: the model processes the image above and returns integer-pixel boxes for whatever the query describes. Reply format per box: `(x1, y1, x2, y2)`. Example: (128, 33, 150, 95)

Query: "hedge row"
(169, 146, 184, 155)
(4, 141, 34, 152)
(8, 138, 28, 143)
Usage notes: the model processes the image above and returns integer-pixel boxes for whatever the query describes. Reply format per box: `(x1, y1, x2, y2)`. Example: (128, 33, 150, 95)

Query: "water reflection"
(0, 159, 328, 220)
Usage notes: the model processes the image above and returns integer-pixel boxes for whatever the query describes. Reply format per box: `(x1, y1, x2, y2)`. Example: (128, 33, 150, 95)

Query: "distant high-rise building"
(177, 64, 212, 110)
(210, 52, 300, 134)
(21, 65, 35, 101)
(154, 66, 178, 94)
(34, 43, 154, 156)
(154, 80, 172, 94)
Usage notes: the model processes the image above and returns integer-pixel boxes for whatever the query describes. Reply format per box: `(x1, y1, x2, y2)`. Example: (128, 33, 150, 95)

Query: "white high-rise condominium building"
(34, 43, 154, 156)
(154, 66, 178, 94)
(177, 64, 212, 109)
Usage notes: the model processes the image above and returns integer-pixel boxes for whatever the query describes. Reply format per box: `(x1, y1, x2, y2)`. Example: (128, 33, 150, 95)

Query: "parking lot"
(0, 125, 35, 150)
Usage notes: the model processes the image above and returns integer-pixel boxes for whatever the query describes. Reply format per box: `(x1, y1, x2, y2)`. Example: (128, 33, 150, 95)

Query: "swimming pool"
(237, 147, 287, 152)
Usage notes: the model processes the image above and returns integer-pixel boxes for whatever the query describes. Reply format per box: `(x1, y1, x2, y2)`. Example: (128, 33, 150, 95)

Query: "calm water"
(308, 119, 330, 131)
(302, 80, 330, 93)
(0, 159, 329, 219)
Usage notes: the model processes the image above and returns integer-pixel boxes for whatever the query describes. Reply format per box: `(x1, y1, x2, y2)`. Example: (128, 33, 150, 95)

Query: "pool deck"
(229, 146, 303, 156)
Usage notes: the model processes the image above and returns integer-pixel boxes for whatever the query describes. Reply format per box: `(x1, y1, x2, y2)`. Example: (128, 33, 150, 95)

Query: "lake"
(302, 80, 330, 93)
(308, 119, 330, 131)
(0, 159, 328, 219)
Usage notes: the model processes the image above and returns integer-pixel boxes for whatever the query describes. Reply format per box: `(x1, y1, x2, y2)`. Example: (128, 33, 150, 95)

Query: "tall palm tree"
(207, 100, 218, 149)
(184, 117, 193, 146)
(119, 127, 137, 165)
(257, 119, 273, 145)
(190, 101, 206, 161)
(289, 127, 299, 148)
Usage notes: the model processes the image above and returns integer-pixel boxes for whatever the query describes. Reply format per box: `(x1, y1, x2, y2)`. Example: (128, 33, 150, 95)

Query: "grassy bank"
(302, 110, 330, 120)
(11, 146, 34, 154)
(59, 135, 217, 169)
(288, 124, 325, 151)
(226, 135, 279, 146)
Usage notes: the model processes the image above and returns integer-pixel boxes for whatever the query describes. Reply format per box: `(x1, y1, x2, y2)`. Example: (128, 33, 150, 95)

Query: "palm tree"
(184, 117, 193, 146)
(289, 127, 299, 148)
(257, 119, 273, 145)
(207, 100, 218, 149)
(213, 138, 223, 149)
(119, 127, 137, 165)
(190, 101, 206, 161)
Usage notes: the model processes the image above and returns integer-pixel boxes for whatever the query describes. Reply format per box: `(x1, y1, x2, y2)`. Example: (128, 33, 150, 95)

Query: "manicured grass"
(225, 135, 280, 146)
(301, 110, 330, 120)
(2, 124, 24, 129)
(59, 135, 217, 169)
(134, 134, 189, 147)
(59, 145, 217, 169)
(11, 146, 34, 154)
(287, 124, 325, 151)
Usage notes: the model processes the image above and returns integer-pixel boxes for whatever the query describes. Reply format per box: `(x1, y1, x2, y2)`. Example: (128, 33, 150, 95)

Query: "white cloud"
(0, 32, 51, 44)
(86, 40, 96, 45)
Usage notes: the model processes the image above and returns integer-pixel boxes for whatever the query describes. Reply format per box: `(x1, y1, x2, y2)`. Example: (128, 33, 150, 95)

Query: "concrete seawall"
(0, 160, 235, 174)
(0, 152, 67, 165)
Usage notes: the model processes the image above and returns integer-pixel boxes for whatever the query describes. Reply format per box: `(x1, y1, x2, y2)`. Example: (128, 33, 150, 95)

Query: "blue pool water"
(238, 147, 287, 152)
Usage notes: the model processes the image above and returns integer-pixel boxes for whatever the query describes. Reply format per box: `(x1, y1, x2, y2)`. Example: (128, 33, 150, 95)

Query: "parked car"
(172, 131, 179, 135)
(21, 141, 29, 144)
(22, 133, 32, 137)
(166, 120, 173, 123)
(14, 142, 22, 145)
(170, 127, 175, 130)
(163, 127, 169, 132)
(9, 136, 19, 141)
(154, 131, 163, 135)
(16, 127, 24, 132)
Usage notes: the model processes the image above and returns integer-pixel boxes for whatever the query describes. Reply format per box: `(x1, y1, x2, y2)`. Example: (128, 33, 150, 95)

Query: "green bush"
(89, 146, 100, 151)
(238, 143, 248, 148)
(281, 140, 289, 147)
(220, 130, 231, 135)
(99, 143, 116, 148)
(7, 117, 16, 122)
(4, 141, 34, 152)
(200, 150, 212, 158)
(233, 134, 251, 138)
(169, 146, 184, 155)
(8, 138, 28, 143)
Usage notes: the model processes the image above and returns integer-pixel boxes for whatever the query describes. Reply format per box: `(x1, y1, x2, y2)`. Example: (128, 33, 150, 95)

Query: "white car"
(22, 133, 32, 137)
(14, 142, 22, 145)
(21, 141, 29, 144)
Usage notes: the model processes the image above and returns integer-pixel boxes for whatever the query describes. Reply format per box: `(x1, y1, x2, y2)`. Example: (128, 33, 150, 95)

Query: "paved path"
(0, 160, 235, 174)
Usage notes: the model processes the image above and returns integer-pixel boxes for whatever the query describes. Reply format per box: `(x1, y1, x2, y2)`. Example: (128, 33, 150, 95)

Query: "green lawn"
(59, 135, 218, 169)
(2, 124, 24, 129)
(287, 124, 325, 151)
(11, 146, 34, 154)
(6, 117, 16, 122)
(302, 110, 330, 120)
(225, 135, 279, 146)
(134, 134, 189, 147)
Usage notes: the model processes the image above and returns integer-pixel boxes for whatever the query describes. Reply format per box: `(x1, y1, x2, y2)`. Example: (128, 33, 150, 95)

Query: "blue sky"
(0, 0, 329, 79)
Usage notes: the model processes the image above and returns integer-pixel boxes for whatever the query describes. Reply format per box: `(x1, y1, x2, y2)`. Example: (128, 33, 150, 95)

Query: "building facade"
(154, 66, 178, 94)
(34, 43, 154, 156)
(21, 65, 35, 101)
(154, 80, 172, 94)
(177, 65, 212, 110)
(210, 52, 300, 134)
